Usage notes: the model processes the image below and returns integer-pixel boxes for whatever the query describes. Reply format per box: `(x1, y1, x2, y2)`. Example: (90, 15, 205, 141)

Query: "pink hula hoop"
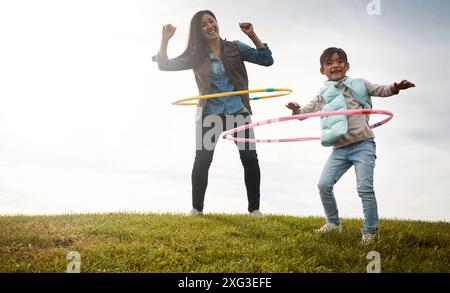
(222, 109, 393, 143)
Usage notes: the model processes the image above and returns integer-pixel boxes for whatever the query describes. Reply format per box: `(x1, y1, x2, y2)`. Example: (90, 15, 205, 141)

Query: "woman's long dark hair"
(178, 10, 217, 69)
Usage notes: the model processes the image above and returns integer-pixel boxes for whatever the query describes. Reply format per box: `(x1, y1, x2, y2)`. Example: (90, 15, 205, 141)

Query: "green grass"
(0, 213, 449, 272)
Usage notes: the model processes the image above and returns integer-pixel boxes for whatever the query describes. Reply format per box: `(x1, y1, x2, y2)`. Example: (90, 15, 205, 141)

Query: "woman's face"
(200, 13, 219, 42)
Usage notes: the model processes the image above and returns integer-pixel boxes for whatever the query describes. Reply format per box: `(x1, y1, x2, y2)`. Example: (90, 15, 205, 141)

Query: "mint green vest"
(319, 77, 372, 147)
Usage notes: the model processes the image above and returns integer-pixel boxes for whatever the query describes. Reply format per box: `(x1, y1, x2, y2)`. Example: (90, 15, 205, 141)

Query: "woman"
(153, 10, 274, 216)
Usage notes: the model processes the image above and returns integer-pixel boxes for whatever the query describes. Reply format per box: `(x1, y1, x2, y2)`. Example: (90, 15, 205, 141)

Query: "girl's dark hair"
(320, 47, 348, 67)
(179, 10, 217, 69)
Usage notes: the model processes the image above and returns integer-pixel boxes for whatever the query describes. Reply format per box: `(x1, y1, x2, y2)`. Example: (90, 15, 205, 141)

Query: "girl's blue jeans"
(318, 138, 378, 234)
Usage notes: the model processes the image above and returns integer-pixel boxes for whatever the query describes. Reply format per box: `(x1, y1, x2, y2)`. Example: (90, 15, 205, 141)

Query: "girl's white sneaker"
(361, 233, 379, 245)
(314, 222, 342, 233)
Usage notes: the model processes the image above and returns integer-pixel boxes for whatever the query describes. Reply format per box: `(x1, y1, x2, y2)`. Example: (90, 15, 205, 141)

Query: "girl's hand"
(239, 22, 255, 37)
(392, 80, 415, 93)
(162, 24, 176, 42)
(285, 102, 301, 115)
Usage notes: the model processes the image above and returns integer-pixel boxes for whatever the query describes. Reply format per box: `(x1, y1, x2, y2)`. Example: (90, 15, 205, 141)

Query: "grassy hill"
(0, 213, 448, 273)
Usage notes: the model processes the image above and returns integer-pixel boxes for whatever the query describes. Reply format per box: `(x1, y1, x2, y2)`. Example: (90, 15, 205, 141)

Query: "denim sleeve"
(152, 53, 193, 71)
(235, 40, 274, 67)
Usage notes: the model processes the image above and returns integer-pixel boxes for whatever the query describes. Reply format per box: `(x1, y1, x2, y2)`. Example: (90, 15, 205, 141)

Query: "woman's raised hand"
(162, 24, 177, 42)
(239, 22, 255, 36)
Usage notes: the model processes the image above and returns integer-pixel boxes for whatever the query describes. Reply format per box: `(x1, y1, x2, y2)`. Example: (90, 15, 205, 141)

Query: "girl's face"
(200, 13, 219, 42)
(320, 52, 350, 81)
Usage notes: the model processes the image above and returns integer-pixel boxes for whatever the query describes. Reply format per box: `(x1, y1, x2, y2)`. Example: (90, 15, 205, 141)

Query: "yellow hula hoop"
(172, 88, 293, 106)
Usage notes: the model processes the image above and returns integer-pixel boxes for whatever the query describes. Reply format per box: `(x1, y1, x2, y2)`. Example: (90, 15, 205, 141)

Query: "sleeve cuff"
(257, 43, 270, 51)
(390, 84, 400, 95)
(152, 53, 169, 64)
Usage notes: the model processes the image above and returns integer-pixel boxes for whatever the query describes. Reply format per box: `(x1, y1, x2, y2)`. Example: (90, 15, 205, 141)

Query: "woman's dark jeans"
(192, 113, 261, 212)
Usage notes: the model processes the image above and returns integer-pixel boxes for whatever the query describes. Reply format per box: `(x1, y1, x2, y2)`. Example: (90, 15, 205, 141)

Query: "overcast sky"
(0, 0, 449, 221)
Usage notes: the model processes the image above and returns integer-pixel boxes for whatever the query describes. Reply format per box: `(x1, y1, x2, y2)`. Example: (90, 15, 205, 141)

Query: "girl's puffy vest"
(319, 77, 372, 147)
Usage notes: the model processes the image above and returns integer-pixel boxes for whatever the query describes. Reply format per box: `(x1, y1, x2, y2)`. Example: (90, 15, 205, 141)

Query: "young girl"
(286, 47, 415, 244)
